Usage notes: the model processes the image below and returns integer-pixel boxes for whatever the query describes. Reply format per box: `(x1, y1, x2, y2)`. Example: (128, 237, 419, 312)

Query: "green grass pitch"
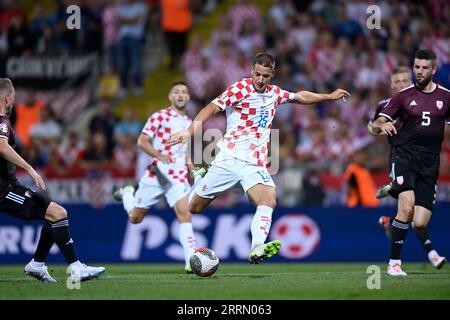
(0, 263, 449, 300)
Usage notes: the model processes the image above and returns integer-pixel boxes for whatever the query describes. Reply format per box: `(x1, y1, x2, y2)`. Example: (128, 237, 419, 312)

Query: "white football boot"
(69, 262, 106, 282)
(24, 260, 57, 283)
(428, 250, 447, 269)
(387, 263, 407, 276)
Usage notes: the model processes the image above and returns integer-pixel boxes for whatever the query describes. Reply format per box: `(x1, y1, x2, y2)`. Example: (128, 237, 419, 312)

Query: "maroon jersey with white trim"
(212, 78, 295, 166)
(0, 115, 18, 196)
(378, 84, 450, 156)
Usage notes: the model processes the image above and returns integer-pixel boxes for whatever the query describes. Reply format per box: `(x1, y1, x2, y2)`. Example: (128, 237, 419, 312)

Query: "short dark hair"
(391, 66, 410, 76)
(170, 81, 189, 93)
(253, 52, 276, 69)
(414, 49, 436, 65)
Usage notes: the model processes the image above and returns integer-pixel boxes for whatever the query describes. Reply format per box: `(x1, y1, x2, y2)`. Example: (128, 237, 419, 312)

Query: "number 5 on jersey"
(422, 111, 430, 126)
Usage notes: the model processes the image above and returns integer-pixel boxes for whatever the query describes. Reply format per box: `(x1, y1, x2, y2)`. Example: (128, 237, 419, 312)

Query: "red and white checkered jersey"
(141, 107, 191, 183)
(212, 78, 295, 166)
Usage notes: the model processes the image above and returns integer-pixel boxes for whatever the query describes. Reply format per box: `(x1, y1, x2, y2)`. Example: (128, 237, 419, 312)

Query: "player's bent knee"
(45, 204, 68, 222)
(398, 202, 414, 216)
(413, 222, 427, 230)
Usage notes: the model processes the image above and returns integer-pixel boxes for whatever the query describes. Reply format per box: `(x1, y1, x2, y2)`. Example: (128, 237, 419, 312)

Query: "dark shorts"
(0, 184, 51, 221)
(390, 156, 438, 211)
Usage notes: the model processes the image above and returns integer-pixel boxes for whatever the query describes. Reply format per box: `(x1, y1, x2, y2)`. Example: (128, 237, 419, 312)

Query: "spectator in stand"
(89, 99, 118, 159)
(81, 132, 111, 170)
(161, 0, 192, 71)
(28, 107, 62, 143)
(113, 134, 137, 175)
(102, 0, 121, 74)
(113, 106, 142, 145)
(14, 90, 44, 148)
(235, 19, 263, 58)
(343, 149, 379, 208)
(181, 34, 209, 72)
(227, 0, 262, 38)
(35, 25, 62, 56)
(7, 15, 34, 56)
(55, 131, 86, 167)
(28, 107, 62, 165)
(48, 130, 86, 177)
(117, 0, 148, 96)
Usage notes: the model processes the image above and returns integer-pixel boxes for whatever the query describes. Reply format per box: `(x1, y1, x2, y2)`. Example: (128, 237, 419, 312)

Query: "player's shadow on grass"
(216, 274, 270, 279)
(405, 271, 450, 275)
(0, 278, 29, 283)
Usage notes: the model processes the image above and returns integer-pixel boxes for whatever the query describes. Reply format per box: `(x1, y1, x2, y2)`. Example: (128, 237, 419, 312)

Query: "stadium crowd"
(0, 0, 449, 207)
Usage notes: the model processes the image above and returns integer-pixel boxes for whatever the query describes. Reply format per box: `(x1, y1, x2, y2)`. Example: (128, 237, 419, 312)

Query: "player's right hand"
(157, 154, 173, 164)
(380, 120, 397, 136)
(168, 129, 191, 146)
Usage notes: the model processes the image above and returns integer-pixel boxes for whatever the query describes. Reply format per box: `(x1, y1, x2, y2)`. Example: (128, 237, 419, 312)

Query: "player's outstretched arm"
(0, 139, 46, 190)
(294, 89, 350, 105)
(137, 133, 172, 163)
(371, 117, 397, 136)
(168, 102, 221, 146)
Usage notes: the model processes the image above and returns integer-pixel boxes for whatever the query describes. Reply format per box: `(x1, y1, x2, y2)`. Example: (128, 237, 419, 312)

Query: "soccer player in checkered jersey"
(368, 66, 446, 270)
(113, 81, 197, 273)
(0, 78, 105, 283)
(169, 53, 350, 264)
(372, 49, 450, 276)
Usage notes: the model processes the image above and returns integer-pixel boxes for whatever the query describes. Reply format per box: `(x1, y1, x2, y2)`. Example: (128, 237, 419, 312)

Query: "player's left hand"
(168, 129, 191, 146)
(329, 89, 351, 102)
(380, 120, 397, 136)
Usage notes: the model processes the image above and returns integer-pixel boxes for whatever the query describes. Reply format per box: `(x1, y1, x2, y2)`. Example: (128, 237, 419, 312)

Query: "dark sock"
(33, 221, 54, 262)
(414, 227, 433, 254)
(390, 219, 409, 259)
(51, 219, 78, 264)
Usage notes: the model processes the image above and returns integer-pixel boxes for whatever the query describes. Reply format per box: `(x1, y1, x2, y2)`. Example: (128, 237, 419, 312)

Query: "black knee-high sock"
(51, 219, 78, 264)
(390, 219, 409, 260)
(414, 227, 433, 254)
(33, 221, 54, 262)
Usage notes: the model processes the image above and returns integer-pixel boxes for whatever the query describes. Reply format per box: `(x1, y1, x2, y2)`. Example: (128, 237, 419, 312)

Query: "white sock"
(251, 205, 273, 251)
(389, 259, 401, 266)
(122, 189, 135, 214)
(188, 175, 204, 204)
(30, 259, 44, 268)
(428, 250, 438, 258)
(179, 222, 196, 266)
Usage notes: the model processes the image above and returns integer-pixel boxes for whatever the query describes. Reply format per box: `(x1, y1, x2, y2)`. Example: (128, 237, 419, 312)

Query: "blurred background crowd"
(1, 0, 449, 208)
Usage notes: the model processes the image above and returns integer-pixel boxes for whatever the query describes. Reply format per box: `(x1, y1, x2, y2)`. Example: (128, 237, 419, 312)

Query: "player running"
(371, 49, 449, 275)
(368, 66, 446, 269)
(113, 81, 197, 273)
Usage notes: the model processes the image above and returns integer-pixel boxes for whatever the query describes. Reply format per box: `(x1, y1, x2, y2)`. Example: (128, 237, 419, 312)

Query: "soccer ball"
(189, 248, 219, 277)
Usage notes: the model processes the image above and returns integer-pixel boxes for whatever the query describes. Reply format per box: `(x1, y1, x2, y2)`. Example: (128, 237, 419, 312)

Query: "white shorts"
(134, 165, 190, 208)
(195, 154, 275, 199)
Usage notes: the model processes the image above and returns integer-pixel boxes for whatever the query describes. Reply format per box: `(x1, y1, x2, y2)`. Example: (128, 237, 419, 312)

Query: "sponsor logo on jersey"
(409, 100, 417, 106)
(0, 122, 8, 133)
